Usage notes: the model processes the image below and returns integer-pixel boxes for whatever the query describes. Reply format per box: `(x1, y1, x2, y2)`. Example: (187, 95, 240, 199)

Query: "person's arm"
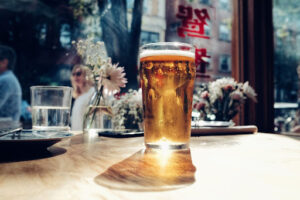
(0, 80, 11, 108)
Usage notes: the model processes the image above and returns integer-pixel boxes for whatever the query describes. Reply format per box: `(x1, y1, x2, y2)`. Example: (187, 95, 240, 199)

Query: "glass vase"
(83, 92, 113, 134)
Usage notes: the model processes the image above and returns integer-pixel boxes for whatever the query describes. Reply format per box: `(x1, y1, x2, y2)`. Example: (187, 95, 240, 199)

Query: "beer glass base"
(146, 143, 189, 150)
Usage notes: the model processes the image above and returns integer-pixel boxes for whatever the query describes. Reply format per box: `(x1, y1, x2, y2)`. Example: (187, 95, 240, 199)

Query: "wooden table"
(0, 133, 300, 200)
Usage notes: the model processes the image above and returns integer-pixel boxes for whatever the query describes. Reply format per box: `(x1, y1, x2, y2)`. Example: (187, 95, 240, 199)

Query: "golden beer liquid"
(140, 53, 196, 148)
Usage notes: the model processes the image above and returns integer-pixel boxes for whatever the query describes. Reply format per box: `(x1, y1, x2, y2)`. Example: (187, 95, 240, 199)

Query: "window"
(140, 31, 160, 45)
(0, 0, 234, 111)
(36, 23, 47, 45)
(60, 24, 71, 49)
(296, 34, 300, 57)
(219, 0, 230, 10)
(127, 0, 134, 11)
(204, 21, 211, 37)
(199, 0, 211, 5)
(128, 0, 152, 14)
(143, 0, 151, 15)
(168, 0, 233, 82)
(219, 55, 231, 72)
(219, 23, 231, 41)
(169, 22, 181, 32)
(273, 0, 300, 132)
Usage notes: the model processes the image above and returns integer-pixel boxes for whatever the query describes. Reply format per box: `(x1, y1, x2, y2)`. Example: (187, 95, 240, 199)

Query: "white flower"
(73, 39, 107, 68)
(243, 81, 257, 102)
(194, 77, 257, 121)
(111, 89, 143, 130)
(210, 78, 238, 90)
(208, 78, 238, 103)
(101, 63, 127, 95)
(73, 38, 128, 94)
(130, 88, 143, 107)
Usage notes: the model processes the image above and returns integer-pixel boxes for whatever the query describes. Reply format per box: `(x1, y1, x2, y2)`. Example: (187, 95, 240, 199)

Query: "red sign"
(176, 5, 210, 39)
(196, 48, 210, 75)
(195, 48, 210, 65)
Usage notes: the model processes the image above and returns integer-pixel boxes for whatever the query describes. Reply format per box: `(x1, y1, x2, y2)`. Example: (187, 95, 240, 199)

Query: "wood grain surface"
(0, 133, 300, 200)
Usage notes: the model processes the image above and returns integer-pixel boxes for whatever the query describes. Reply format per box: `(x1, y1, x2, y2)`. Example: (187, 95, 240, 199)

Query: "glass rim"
(140, 42, 194, 50)
(30, 86, 72, 90)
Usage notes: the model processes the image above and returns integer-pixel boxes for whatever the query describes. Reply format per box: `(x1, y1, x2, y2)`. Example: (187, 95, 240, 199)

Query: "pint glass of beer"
(139, 42, 196, 149)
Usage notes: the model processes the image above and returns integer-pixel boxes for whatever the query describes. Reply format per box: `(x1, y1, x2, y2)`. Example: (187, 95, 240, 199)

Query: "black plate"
(98, 129, 144, 138)
(0, 130, 73, 150)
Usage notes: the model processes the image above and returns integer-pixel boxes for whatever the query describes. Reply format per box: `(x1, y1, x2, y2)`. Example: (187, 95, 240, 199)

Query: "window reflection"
(166, 0, 232, 80)
(273, 0, 300, 133)
(140, 31, 160, 46)
(140, 0, 166, 46)
(204, 21, 211, 37)
(36, 23, 47, 45)
(127, 0, 134, 11)
(0, 0, 233, 107)
(218, 0, 230, 11)
(219, 23, 231, 42)
(143, 0, 151, 14)
(60, 24, 71, 49)
(219, 55, 231, 72)
(199, 0, 211, 5)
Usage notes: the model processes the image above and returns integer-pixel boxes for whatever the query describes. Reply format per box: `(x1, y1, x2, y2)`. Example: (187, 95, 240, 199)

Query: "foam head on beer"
(140, 49, 195, 60)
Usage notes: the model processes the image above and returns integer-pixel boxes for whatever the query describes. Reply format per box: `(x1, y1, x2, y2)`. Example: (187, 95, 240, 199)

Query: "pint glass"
(139, 42, 196, 149)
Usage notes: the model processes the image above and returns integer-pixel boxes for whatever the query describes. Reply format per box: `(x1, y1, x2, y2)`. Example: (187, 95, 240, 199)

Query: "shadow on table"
(0, 145, 66, 163)
(94, 148, 196, 191)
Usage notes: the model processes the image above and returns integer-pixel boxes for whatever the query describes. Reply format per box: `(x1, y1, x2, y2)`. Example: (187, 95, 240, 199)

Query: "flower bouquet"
(111, 89, 143, 131)
(73, 39, 127, 132)
(193, 78, 257, 122)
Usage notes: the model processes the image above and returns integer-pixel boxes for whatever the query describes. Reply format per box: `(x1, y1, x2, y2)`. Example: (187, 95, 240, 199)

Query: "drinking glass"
(30, 86, 73, 131)
(139, 42, 196, 149)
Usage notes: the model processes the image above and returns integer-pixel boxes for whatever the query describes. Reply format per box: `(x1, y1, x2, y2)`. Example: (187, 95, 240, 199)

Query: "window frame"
(232, 0, 274, 132)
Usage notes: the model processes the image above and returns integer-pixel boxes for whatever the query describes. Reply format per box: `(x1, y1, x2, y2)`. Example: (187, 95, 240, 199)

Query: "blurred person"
(0, 45, 22, 122)
(70, 65, 94, 131)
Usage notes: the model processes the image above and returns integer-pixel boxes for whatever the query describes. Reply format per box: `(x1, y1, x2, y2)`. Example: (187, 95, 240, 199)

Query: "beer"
(140, 47, 196, 149)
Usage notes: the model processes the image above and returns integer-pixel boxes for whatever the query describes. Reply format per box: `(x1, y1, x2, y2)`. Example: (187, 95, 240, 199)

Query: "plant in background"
(73, 39, 127, 130)
(193, 78, 257, 121)
(111, 89, 143, 130)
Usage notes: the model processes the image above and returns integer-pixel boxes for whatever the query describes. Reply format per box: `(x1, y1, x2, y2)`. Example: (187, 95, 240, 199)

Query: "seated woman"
(70, 65, 94, 131)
